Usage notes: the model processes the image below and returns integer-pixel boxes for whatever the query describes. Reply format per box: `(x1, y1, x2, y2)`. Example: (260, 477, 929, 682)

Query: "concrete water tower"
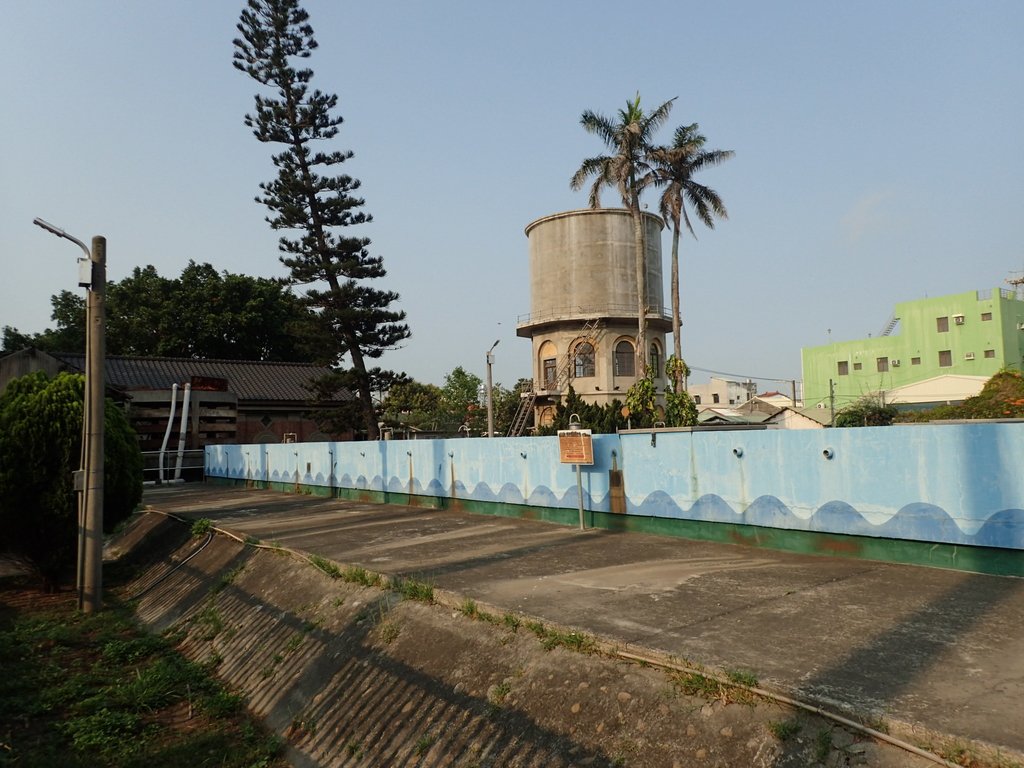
(512, 208, 669, 431)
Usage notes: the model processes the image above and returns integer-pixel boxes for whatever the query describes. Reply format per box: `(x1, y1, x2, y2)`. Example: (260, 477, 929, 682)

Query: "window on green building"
(985, 349, 995, 358)
(936, 316, 949, 332)
(911, 357, 921, 365)
(981, 312, 993, 321)
(939, 350, 952, 367)
(837, 361, 849, 375)
(853, 362, 862, 371)
(877, 357, 889, 373)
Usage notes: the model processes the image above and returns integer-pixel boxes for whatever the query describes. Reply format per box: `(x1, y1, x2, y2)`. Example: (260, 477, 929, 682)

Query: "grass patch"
(379, 620, 400, 644)
(413, 731, 437, 756)
(725, 668, 759, 688)
(768, 718, 801, 741)
(190, 518, 213, 537)
(342, 565, 380, 587)
(394, 577, 435, 603)
(0, 575, 286, 768)
(211, 564, 245, 595)
(814, 728, 833, 762)
(308, 555, 342, 579)
(522, 620, 597, 653)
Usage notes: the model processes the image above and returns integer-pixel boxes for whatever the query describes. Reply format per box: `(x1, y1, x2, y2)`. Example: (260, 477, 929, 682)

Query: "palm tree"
(571, 93, 675, 377)
(650, 123, 733, 390)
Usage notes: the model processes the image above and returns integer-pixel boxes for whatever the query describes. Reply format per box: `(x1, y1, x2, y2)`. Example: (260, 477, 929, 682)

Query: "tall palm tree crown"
(649, 123, 733, 389)
(570, 94, 675, 378)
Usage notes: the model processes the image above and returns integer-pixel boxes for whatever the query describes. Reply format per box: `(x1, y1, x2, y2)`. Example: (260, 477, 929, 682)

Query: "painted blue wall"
(205, 423, 1024, 551)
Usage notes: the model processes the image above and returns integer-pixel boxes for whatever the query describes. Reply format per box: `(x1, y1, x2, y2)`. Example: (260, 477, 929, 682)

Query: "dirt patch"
(121, 513, 952, 767)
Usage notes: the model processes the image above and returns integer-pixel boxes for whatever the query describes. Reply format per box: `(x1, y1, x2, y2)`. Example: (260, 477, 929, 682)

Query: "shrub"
(0, 371, 143, 589)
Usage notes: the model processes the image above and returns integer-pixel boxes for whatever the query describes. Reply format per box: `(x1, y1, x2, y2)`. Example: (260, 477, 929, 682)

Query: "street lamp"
(33, 217, 106, 614)
(486, 339, 500, 437)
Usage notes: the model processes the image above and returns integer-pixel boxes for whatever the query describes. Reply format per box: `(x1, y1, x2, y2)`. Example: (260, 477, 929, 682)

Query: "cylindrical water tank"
(523, 208, 666, 329)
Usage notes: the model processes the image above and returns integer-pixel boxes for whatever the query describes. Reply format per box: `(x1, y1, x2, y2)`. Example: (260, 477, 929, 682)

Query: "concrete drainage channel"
(115, 510, 1015, 768)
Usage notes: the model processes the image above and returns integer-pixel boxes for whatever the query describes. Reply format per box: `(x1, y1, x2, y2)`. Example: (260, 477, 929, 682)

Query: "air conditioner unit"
(816, 402, 826, 409)
(953, 314, 965, 325)
(891, 359, 901, 367)
(1017, 322, 1024, 331)
(964, 352, 975, 360)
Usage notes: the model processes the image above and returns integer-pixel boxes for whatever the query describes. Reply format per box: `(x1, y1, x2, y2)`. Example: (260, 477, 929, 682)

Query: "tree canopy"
(649, 123, 733, 389)
(571, 93, 675, 377)
(234, 0, 410, 439)
(0, 371, 142, 590)
(2, 261, 315, 361)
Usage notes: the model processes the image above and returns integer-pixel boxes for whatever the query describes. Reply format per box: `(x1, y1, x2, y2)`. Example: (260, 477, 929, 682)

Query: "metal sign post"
(558, 415, 593, 530)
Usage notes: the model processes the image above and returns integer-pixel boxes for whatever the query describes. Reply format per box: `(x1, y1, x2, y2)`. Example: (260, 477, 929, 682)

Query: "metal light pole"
(486, 339, 499, 437)
(33, 218, 106, 613)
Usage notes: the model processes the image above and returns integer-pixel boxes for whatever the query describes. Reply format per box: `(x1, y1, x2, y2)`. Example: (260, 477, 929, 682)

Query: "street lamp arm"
(33, 217, 91, 260)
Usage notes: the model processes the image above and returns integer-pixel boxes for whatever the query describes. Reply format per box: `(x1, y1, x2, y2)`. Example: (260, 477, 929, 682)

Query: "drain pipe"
(173, 383, 192, 480)
(157, 383, 179, 484)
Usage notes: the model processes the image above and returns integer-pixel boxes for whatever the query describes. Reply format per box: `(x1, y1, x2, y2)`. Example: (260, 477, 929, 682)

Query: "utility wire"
(688, 364, 800, 385)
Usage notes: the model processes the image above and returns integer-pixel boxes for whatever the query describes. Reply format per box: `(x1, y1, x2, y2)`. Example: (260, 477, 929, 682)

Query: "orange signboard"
(557, 429, 594, 465)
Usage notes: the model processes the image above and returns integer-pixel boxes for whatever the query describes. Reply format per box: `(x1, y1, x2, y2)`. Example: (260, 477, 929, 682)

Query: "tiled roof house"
(0, 348, 353, 449)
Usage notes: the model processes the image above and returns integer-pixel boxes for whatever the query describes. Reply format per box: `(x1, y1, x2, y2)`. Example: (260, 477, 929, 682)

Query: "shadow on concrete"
(128, 534, 621, 768)
(776, 569, 1023, 761)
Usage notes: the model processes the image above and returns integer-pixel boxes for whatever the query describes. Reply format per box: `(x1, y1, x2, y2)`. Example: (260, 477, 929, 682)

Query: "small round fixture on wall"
(733, 447, 744, 458)
(822, 447, 835, 460)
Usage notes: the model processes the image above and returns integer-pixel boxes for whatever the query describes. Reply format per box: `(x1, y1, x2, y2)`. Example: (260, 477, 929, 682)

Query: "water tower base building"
(514, 209, 669, 431)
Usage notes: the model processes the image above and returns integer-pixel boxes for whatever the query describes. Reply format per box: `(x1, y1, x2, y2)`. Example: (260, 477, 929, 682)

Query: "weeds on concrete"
(192, 602, 224, 641)
(346, 740, 364, 759)
(486, 679, 513, 717)
(814, 728, 833, 762)
(521, 620, 597, 653)
(212, 564, 245, 595)
(413, 731, 437, 755)
(725, 668, 759, 688)
(379, 620, 400, 644)
(308, 555, 342, 579)
(190, 518, 213, 537)
(767, 718, 802, 741)
(394, 577, 435, 604)
(342, 565, 380, 588)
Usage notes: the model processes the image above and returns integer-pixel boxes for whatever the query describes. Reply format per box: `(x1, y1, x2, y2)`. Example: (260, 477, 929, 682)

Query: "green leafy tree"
(650, 124, 733, 389)
(440, 367, 485, 433)
(625, 371, 660, 428)
(538, 385, 628, 435)
(380, 379, 444, 432)
(900, 369, 1024, 422)
(833, 394, 898, 427)
(0, 372, 142, 590)
(234, 0, 410, 439)
(2, 263, 314, 361)
(571, 93, 675, 376)
(664, 355, 698, 427)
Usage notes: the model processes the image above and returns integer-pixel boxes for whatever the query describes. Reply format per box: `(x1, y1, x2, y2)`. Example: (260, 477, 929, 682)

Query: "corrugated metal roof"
(53, 354, 347, 403)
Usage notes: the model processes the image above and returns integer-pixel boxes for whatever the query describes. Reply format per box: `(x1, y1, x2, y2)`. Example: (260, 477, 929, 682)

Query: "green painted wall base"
(204, 477, 1024, 578)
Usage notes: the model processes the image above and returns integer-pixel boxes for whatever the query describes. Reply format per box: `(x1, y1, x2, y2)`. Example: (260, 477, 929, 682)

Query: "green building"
(802, 287, 1024, 409)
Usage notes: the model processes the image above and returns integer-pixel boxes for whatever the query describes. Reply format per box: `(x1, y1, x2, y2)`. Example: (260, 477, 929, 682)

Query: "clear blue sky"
(2, 1, 1021, 393)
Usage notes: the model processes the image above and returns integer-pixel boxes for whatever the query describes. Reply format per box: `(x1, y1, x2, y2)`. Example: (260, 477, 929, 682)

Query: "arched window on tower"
(614, 340, 635, 377)
(574, 342, 595, 378)
(649, 342, 661, 378)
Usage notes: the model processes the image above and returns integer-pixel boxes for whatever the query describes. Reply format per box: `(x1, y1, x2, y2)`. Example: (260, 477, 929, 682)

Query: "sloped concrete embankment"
(118, 512, 944, 768)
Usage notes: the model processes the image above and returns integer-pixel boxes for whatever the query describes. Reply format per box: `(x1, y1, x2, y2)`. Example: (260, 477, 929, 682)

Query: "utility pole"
(486, 339, 499, 437)
(33, 219, 105, 613)
(85, 236, 106, 612)
(829, 378, 836, 426)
